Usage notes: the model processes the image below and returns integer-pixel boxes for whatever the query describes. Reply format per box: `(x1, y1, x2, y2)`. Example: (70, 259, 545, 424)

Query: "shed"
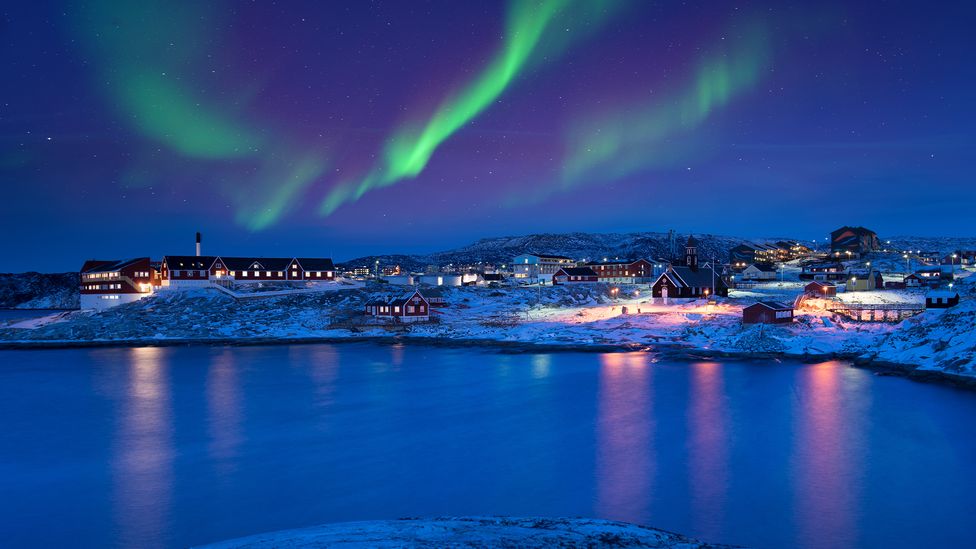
(743, 301, 794, 324)
(804, 281, 836, 297)
(925, 291, 960, 309)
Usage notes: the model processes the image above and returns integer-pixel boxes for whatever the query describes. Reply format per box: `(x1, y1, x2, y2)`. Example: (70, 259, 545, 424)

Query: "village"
(73, 226, 970, 327)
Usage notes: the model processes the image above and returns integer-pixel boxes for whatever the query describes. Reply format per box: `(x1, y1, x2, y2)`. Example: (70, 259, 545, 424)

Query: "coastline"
(3, 331, 974, 390)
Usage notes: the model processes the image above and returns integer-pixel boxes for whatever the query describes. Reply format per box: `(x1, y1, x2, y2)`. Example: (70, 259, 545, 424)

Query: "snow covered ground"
(198, 516, 735, 548)
(2, 271, 975, 383)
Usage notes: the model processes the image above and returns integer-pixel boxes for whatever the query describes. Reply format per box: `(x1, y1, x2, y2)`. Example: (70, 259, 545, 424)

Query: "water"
(1, 344, 974, 548)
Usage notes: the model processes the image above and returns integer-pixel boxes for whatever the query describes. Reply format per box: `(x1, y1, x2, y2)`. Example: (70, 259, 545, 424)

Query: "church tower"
(685, 235, 699, 271)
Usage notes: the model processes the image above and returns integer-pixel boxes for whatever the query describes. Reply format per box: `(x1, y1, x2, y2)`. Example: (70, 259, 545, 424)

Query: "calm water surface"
(1, 344, 974, 548)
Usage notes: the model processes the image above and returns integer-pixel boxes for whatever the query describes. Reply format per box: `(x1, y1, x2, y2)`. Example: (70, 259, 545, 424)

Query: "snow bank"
(197, 516, 735, 548)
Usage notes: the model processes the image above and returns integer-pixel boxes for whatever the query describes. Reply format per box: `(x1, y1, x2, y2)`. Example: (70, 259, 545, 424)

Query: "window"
(266, 271, 272, 277)
(394, 306, 400, 313)
(407, 305, 415, 313)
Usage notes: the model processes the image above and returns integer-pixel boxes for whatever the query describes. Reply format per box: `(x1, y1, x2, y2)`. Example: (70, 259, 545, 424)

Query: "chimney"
(195, 232, 201, 257)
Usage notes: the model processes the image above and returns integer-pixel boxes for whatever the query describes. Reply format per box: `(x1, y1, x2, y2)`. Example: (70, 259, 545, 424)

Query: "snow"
(197, 516, 733, 548)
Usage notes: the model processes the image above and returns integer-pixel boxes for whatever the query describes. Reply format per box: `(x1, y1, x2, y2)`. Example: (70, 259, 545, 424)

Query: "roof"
(686, 235, 698, 247)
(295, 257, 336, 271)
(663, 265, 728, 289)
(220, 257, 292, 271)
(745, 263, 777, 273)
(81, 257, 149, 273)
(927, 291, 959, 299)
(745, 300, 792, 311)
(163, 255, 218, 270)
(805, 280, 835, 288)
(831, 226, 877, 237)
(556, 267, 598, 277)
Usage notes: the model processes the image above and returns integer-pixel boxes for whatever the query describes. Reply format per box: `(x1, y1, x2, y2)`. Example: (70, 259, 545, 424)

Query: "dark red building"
(742, 301, 794, 324)
(552, 267, 599, 284)
(804, 281, 836, 297)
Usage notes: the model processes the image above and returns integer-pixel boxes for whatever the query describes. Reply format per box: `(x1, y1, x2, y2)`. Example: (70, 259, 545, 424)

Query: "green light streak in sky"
(78, 0, 262, 159)
(320, 0, 625, 216)
(237, 156, 327, 231)
(561, 21, 771, 187)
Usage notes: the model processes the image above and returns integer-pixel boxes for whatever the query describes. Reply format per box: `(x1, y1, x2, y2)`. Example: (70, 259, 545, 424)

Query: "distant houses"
(799, 262, 846, 281)
(742, 301, 794, 324)
(585, 259, 655, 284)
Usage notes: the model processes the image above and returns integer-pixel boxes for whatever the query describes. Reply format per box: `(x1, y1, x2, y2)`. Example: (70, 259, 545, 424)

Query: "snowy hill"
(0, 272, 78, 309)
(339, 231, 765, 270)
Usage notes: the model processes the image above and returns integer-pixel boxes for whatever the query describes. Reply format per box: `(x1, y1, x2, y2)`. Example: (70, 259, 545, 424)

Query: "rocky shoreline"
(3, 330, 974, 391)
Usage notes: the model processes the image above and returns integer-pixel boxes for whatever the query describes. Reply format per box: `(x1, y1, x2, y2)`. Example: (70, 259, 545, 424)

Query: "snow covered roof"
(557, 267, 597, 277)
(163, 256, 218, 270)
(81, 257, 148, 273)
(665, 266, 728, 289)
(747, 300, 792, 311)
(927, 291, 959, 299)
(745, 263, 777, 272)
(294, 257, 336, 271)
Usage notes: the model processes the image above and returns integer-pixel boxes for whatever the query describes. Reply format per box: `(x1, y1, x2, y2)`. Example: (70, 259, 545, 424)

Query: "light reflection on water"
(1, 345, 975, 549)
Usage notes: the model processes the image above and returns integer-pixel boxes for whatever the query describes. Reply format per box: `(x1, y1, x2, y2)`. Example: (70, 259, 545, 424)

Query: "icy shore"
(1, 280, 974, 386)
(197, 516, 738, 548)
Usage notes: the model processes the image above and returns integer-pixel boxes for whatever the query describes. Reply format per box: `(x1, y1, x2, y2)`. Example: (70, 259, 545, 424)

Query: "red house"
(804, 281, 836, 297)
(552, 267, 599, 284)
(160, 255, 219, 287)
(742, 301, 794, 324)
(80, 257, 157, 310)
(364, 290, 430, 322)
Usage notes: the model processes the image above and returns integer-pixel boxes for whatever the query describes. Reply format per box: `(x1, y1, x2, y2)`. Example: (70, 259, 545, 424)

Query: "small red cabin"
(743, 301, 794, 324)
(804, 281, 836, 297)
(365, 290, 431, 322)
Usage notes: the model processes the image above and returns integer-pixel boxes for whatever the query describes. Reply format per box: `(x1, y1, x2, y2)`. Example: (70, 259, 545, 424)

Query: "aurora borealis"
(2, 1, 975, 270)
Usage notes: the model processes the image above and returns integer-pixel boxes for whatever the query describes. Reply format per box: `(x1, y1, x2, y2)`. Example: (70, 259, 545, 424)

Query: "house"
(926, 291, 960, 309)
(915, 267, 949, 285)
(740, 263, 777, 281)
(585, 259, 655, 283)
(846, 270, 881, 292)
(481, 273, 506, 286)
(653, 238, 730, 298)
(160, 255, 220, 287)
(80, 257, 158, 310)
(804, 281, 836, 297)
(552, 266, 599, 284)
(364, 290, 431, 322)
(289, 258, 336, 281)
(512, 253, 575, 282)
(384, 274, 416, 285)
(942, 251, 976, 266)
(799, 262, 847, 281)
(742, 301, 794, 324)
(903, 273, 924, 288)
(830, 226, 880, 256)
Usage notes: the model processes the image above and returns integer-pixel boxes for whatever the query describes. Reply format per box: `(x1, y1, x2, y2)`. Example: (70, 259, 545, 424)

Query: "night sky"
(2, 1, 974, 271)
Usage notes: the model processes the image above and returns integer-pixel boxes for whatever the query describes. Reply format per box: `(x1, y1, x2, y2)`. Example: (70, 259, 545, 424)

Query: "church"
(651, 236, 730, 299)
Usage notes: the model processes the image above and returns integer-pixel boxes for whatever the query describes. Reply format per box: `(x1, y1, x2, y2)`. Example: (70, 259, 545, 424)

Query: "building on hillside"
(552, 267, 599, 284)
(364, 290, 431, 322)
(80, 257, 158, 310)
(742, 301, 794, 324)
(160, 255, 220, 287)
(942, 251, 976, 266)
(481, 273, 506, 286)
(926, 290, 960, 309)
(289, 258, 336, 280)
(830, 226, 880, 256)
(804, 281, 836, 297)
(915, 267, 950, 284)
(904, 273, 925, 288)
(729, 244, 758, 268)
(799, 262, 846, 281)
(512, 253, 575, 282)
(585, 259, 654, 283)
(740, 263, 777, 281)
(652, 239, 729, 298)
(846, 270, 881, 292)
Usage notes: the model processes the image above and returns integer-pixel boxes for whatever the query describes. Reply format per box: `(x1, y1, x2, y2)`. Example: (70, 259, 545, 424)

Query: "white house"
(512, 253, 575, 282)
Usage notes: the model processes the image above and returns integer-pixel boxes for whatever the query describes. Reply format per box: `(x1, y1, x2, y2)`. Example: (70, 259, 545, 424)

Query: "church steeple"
(685, 235, 698, 271)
